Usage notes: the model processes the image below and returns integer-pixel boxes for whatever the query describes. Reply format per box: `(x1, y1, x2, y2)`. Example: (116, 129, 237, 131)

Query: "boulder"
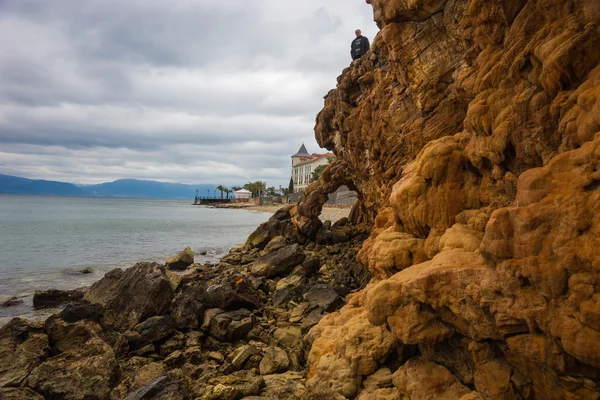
(166, 246, 194, 270)
(0, 319, 48, 387)
(205, 309, 255, 342)
(124, 316, 177, 350)
(250, 244, 306, 278)
(272, 274, 308, 307)
(169, 285, 206, 330)
(1, 297, 23, 308)
(32, 289, 84, 308)
(303, 285, 344, 313)
(204, 275, 262, 311)
(84, 263, 174, 331)
(230, 344, 259, 370)
(260, 236, 288, 255)
(259, 346, 290, 375)
(26, 337, 116, 400)
(59, 300, 104, 323)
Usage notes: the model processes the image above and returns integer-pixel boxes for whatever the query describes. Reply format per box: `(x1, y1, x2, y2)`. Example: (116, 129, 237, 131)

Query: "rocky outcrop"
(166, 246, 194, 270)
(301, 0, 600, 399)
(0, 208, 370, 399)
(32, 289, 84, 309)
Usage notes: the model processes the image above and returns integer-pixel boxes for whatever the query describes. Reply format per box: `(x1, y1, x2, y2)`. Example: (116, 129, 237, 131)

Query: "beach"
(217, 203, 351, 222)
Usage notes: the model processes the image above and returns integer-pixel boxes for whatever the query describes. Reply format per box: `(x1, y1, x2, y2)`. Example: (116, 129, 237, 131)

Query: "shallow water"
(0, 194, 271, 325)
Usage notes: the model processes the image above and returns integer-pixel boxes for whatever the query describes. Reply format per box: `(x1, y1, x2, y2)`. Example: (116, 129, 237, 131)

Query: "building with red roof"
(291, 143, 335, 193)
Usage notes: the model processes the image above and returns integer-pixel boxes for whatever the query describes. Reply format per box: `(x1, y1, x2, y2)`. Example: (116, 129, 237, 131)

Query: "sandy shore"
(218, 204, 351, 222)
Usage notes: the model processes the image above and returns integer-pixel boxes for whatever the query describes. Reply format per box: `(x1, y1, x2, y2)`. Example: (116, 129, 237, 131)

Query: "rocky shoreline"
(0, 205, 370, 399)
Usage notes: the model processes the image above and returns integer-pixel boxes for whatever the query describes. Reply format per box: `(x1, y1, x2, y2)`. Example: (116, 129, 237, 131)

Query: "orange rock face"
(302, 0, 600, 398)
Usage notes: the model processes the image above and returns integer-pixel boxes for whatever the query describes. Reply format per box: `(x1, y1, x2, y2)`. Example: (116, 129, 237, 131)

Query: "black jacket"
(351, 35, 370, 60)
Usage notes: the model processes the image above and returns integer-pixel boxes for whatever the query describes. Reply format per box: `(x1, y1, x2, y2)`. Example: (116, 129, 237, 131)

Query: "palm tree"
(225, 188, 232, 199)
(216, 185, 226, 199)
(232, 186, 242, 191)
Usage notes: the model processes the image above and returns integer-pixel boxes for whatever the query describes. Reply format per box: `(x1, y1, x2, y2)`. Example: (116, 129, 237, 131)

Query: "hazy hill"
(0, 174, 88, 196)
(0, 174, 220, 199)
(87, 179, 218, 199)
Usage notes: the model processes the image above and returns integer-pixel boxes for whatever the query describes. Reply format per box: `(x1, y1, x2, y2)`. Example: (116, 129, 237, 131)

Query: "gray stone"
(32, 289, 84, 309)
(59, 300, 104, 323)
(207, 351, 225, 363)
(303, 285, 344, 312)
(231, 344, 259, 370)
(271, 274, 308, 307)
(169, 285, 205, 330)
(207, 309, 255, 342)
(273, 326, 302, 348)
(165, 246, 194, 270)
(124, 316, 176, 350)
(250, 244, 306, 278)
(84, 263, 174, 331)
(126, 374, 181, 400)
(259, 346, 290, 375)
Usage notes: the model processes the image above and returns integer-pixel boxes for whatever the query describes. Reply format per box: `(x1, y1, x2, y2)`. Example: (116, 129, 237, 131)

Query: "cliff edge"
(301, 0, 600, 398)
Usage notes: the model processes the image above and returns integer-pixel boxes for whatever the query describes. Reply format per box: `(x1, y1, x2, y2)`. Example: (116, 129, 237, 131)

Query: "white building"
(234, 189, 252, 199)
(291, 144, 335, 193)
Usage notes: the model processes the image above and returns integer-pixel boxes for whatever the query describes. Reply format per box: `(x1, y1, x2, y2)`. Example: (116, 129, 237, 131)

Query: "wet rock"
(259, 346, 289, 375)
(32, 289, 84, 309)
(59, 300, 104, 323)
(166, 246, 194, 270)
(250, 244, 306, 278)
(84, 263, 174, 331)
(303, 285, 344, 313)
(124, 316, 176, 350)
(169, 285, 206, 330)
(1, 297, 23, 308)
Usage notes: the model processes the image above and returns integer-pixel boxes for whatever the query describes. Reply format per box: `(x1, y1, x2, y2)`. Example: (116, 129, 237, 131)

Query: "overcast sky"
(0, 0, 378, 187)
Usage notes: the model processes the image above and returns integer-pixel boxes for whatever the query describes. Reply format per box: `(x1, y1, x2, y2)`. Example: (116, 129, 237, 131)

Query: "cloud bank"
(0, 0, 378, 186)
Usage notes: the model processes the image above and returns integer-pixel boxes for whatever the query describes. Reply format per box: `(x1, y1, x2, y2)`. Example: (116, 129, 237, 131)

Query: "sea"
(0, 194, 271, 326)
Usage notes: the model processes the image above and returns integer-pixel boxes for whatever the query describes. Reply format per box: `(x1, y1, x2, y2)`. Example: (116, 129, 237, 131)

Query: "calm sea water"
(0, 195, 271, 325)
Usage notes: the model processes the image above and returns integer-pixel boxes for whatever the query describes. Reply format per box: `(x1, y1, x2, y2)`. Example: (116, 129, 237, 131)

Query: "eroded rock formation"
(303, 0, 600, 398)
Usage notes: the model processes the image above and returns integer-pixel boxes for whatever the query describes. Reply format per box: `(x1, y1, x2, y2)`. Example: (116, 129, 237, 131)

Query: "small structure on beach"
(234, 189, 252, 199)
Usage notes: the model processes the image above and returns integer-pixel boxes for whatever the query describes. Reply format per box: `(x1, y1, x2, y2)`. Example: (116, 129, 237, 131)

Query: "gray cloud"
(0, 0, 378, 187)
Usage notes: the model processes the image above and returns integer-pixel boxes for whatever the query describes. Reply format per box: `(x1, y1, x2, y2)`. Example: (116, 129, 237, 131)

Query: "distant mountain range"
(0, 174, 222, 199)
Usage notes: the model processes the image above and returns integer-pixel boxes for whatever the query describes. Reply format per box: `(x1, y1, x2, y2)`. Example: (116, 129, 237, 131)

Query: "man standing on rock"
(351, 29, 370, 60)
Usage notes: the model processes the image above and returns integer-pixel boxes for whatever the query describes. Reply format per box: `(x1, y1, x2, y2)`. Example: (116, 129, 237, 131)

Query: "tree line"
(213, 181, 292, 199)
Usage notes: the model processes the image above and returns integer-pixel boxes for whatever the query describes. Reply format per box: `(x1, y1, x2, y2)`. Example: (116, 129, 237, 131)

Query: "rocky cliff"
(300, 0, 600, 398)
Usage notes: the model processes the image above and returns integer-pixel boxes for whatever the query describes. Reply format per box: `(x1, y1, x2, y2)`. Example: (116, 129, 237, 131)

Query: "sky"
(0, 0, 378, 188)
